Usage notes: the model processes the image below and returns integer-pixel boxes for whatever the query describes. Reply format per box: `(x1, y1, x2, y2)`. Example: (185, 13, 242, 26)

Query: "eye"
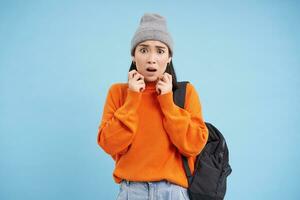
(139, 48, 148, 54)
(157, 49, 165, 54)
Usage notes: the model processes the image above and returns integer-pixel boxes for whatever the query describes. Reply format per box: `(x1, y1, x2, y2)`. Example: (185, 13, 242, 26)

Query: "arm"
(97, 84, 142, 157)
(157, 83, 208, 157)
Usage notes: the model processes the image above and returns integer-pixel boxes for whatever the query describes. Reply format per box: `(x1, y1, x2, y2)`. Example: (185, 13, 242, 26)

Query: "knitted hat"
(131, 13, 173, 56)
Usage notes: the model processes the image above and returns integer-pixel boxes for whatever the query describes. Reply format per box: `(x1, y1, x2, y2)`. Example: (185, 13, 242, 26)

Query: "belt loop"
(123, 179, 130, 186)
(165, 180, 171, 185)
(146, 181, 151, 190)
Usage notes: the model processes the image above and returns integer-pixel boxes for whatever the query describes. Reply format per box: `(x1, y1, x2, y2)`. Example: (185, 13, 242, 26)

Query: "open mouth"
(146, 67, 157, 72)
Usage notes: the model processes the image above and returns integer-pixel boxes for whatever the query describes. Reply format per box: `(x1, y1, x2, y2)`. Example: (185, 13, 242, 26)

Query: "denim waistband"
(122, 179, 172, 187)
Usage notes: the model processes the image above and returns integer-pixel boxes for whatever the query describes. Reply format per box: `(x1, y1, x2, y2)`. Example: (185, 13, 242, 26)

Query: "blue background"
(1, 1, 299, 199)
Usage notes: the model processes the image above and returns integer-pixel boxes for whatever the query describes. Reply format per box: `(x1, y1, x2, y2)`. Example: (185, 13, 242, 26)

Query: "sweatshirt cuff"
(157, 91, 177, 113)
(123, 89, 142, 112)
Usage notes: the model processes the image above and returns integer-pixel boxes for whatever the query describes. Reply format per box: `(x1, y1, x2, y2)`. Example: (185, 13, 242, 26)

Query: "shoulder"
(180, 81, 201, 102)
(105, 83, 129, 101)
(179, 81, 203, 110)
(108, 82, 128, 93)
(105, 83, 129, 106)
(177, 81, 197, 94)
(186, 82, 196, 91)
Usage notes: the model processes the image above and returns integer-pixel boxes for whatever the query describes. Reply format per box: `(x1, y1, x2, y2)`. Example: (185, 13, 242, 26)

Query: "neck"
(145, 81, 157, 86)
(144, 81, 157, 91)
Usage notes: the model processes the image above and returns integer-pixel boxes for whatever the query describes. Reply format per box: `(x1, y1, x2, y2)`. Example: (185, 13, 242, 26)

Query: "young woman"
(97, 13, 208, 200)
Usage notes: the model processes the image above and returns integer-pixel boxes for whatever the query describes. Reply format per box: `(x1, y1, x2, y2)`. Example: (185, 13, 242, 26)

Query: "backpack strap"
(173, 81, 193, 184)
(173, 81, 189, 108)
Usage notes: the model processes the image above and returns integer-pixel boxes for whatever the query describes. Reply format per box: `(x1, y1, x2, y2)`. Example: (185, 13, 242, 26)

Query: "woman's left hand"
(156, 73, 172, 95)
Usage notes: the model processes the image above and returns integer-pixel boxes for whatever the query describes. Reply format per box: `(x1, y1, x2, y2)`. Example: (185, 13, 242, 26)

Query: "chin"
(145, 76, 157, 82)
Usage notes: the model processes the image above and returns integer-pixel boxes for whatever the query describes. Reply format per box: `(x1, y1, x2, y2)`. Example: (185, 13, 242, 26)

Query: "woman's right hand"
(128, 70, 145, 92)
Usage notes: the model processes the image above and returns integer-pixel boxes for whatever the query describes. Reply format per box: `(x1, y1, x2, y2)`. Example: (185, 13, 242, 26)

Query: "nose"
(147, 53, 157, 64)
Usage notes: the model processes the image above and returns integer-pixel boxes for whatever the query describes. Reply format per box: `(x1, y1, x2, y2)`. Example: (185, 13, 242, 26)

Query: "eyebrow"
(138, 44, 167, 49)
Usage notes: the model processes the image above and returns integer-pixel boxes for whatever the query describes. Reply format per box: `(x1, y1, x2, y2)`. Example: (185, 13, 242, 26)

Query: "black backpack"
(173, 81, 232, 200)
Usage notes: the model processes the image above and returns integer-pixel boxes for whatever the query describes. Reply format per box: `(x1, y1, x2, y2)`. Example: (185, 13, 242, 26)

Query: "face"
(132, 40, 172, 82)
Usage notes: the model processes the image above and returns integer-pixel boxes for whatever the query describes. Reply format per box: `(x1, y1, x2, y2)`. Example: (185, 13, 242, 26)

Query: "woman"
(97, 13, 208, 200)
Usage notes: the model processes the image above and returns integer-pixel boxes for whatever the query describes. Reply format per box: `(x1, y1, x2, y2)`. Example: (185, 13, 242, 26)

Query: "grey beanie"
(131, 13, 173, 56)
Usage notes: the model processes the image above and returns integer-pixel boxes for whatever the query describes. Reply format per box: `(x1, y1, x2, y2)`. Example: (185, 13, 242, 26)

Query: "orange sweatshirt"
(97, 81, 208, 188)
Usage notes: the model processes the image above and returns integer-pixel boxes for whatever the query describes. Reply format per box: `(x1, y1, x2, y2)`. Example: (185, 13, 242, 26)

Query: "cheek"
(135, 59, 147, 70)
(159, 57, 169, 67)
(158, 62, 168, 73)
(135, 58, 144, 68)
(135, 66, 144, 75)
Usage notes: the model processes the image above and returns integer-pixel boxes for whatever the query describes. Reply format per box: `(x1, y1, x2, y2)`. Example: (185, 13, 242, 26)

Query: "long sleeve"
(97, 84, 142, 157)
(157, 83, 208, 157)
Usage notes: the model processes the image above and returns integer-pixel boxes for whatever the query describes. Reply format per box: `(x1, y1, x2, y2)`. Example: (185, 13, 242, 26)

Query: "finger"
(156, 76, 161, 83)
(138, 81, 145, 86)
(138, 75, 145, 81)
(157, 79, 167, 86)
(128, 70, 137, 76)
(134, 74, 144, 81)
(137, 79, 145, 84)
(162, 74, 168, 82)
(156, 87, 161, 95)
(139, 84, 145, 92)
(158, 75, 164, 82)
(167, 73, 172, 82)
(156, 83, 162, 94)
(158, 89, 161, 95)
(164, 73, 172, 82)
(156, 80, 165, 85)
(128, 70, 137, 79)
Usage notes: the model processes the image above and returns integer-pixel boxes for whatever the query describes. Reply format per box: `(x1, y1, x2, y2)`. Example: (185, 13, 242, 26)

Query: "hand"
(128, 70, 145, 92)
(156, 73, 172, 95)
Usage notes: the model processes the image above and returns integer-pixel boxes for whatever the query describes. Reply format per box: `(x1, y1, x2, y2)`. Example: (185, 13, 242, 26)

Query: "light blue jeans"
(116, 180, 190, 200)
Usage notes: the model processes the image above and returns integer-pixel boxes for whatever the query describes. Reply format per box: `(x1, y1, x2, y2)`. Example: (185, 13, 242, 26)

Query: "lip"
(146, 66, 157, 69)
(145, 71, 156, 76)
(146, 67, 157, 72)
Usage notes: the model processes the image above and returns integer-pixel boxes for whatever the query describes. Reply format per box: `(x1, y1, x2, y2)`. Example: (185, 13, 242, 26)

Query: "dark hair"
(129, 60, 179, 91)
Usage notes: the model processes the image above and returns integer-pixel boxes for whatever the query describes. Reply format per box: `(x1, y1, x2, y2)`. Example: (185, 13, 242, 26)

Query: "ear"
(168, 57, 172, 63)
(132, 56, 135, 63)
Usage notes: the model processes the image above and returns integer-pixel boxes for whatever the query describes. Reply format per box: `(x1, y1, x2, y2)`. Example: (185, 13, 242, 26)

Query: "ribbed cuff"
(122, 89, 142, 112)
(157, 91, 176, 113)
